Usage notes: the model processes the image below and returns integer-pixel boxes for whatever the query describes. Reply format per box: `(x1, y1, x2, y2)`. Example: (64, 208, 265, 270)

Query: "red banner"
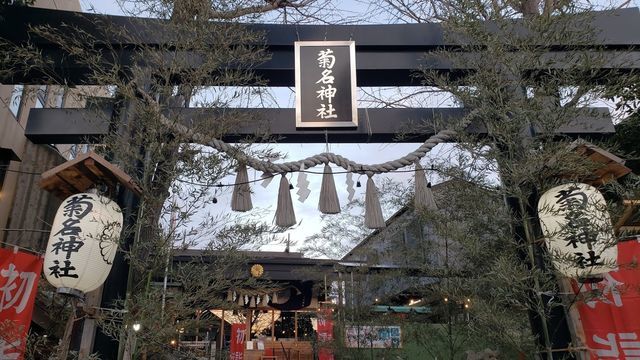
(572, 237, 640, 359)
(0, 248, 43, 360)
(317, 308, 334, 360)
(229, 323, 246, 360)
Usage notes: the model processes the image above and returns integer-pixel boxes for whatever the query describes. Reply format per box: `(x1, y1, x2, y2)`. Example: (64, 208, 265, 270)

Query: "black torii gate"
(3, 4, 640, 359)
(4, 6, 639, 145)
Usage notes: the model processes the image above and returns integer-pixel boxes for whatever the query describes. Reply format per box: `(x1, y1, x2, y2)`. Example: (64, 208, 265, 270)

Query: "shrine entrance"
(2, 4, 639, 359)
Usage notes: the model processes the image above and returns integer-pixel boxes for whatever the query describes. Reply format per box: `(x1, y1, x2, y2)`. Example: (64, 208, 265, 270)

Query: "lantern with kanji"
(43, 192, 123, 297)
(537, 183, 617, 279)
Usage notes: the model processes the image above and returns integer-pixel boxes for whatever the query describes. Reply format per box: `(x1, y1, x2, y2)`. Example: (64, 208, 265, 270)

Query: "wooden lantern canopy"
(614, 199, 640, 235)
(570, 141, 632, 186)
(39, 152, 141, 297)
(39, 151, 142, 199)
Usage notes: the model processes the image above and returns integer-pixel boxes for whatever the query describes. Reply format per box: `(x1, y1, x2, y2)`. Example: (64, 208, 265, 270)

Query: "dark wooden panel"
(25, 105, 614, 144)
(1, 6, 639, 86)
(5, 143, 65, 251)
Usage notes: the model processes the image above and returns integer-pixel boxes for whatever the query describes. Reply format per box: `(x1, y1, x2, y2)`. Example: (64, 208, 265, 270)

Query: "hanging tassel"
(237, 293, 244, 306)
(365, 175, 385, 229)
(414, 162, 437, 211)
(319, 163, 340, 214)
(272, 292, 279, 304)
(227, 290, 233, 302)
(249, 296, 256, 308)
(261, 294, 269, 307)
(231, 163, 253, 212)
(275, 175, 296, 227)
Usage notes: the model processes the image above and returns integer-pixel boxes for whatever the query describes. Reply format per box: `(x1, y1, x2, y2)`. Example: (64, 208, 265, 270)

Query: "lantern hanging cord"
(136, 87, 476, 176)
(0, 166, 46, 175)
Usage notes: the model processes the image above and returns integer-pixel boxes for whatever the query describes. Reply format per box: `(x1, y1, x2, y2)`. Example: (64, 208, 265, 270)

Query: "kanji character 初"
(0, 338, 21, 360)
(580, 273, 624, 309)
(235, 327, 245, 344)
(316, 69, 335, 85)
(0, 263, 37, 314)
(62, 194, 94, 219)
(317, 49, 335, 69)
(316, 104, 337, 119)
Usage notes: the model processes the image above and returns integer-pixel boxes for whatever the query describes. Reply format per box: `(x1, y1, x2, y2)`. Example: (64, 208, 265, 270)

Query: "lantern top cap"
(40, 151, 142, 199)
(568, 140, 631, 185)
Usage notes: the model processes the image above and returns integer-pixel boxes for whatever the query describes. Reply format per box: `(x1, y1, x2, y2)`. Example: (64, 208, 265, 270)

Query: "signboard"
(0, 248, 43, 360)
(229, 323, 246, 360)
(317, 309, 334, 360)
(295, 41, 357, 128)
(344, 325, 401, 348)
(571, 237, 640, 359)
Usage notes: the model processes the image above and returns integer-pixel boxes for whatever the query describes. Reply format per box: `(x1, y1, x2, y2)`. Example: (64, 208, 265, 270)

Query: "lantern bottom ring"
(57, 287, 85, 298)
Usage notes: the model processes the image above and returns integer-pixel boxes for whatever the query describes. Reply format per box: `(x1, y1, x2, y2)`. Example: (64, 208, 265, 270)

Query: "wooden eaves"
(39, 151, 142, 199)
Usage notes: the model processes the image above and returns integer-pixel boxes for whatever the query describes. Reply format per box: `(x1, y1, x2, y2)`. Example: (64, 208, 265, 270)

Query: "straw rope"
(137, 88, 471, 175)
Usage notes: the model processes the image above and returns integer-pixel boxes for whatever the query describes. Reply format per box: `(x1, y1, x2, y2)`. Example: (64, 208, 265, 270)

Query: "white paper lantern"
(538, 183, 617, 278)
(44, 192, 123, 296)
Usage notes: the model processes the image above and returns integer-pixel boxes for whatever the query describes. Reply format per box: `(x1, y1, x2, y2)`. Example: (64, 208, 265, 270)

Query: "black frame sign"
(295, 41, 358, 128)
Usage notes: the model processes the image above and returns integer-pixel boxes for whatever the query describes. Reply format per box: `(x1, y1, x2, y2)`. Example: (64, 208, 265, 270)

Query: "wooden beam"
(271, 310, 275, 341)
(246, 309, 252, 344)
(2, 6, 640, 86)
(294, 311, 298, 341)
(26, 106, 615, 144)
(220, 309, 225, 356)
